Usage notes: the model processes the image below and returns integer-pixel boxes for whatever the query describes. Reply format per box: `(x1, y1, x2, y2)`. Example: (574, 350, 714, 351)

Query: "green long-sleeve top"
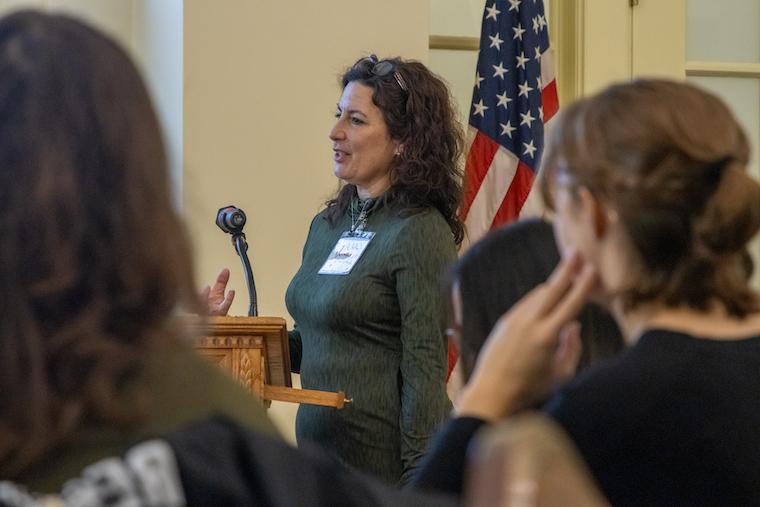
(16, 339, 278, 493)
(285, 197, 454, 485)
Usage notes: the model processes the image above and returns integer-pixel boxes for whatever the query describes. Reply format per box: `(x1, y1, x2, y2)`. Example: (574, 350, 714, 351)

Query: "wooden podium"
(191, 316, 349, 409)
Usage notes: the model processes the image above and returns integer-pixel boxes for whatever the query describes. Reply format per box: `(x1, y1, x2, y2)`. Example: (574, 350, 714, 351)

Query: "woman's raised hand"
(200, 268, 236, 316)
(456, 251, 597, 421)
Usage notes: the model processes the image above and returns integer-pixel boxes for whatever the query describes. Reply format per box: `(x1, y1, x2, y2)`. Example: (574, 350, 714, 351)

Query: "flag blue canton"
(470, 0, 550, 171)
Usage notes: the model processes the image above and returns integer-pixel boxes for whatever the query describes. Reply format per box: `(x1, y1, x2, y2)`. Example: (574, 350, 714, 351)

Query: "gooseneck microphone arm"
(233, 234, 258, 317)
(216, 205, 258, 317)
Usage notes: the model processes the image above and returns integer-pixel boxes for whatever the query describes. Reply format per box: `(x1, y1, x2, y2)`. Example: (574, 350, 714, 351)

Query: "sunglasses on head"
(357, 54, 408, 93)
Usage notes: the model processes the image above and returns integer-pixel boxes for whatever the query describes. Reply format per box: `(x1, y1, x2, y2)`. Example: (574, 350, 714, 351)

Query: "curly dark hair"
(325, 55, 465, 244)
(0, 11, 198, 475)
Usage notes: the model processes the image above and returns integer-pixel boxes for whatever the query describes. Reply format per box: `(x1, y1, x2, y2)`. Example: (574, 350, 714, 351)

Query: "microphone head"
(216, 205, 246, 235)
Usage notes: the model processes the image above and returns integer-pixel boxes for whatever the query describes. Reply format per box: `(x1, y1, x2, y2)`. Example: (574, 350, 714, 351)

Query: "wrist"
(454, 379, 520, 421)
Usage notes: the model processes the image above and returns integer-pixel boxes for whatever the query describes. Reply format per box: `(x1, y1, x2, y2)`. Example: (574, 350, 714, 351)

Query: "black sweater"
(413, 329, 760, 506)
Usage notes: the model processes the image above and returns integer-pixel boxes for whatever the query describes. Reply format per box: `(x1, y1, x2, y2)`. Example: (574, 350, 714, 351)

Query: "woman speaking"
(209, 55, 464, 485)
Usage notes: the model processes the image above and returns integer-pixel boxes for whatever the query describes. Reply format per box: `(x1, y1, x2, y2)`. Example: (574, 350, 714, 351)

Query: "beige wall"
(183, 0, 429, 322)
(183, 0, 430, 440)
(561, 0, 685, 97)
(580, 0, 632, 95)
(428, 0, 481, 126)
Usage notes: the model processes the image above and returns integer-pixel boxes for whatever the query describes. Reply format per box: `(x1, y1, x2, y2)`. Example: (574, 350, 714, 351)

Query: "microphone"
(215, 205, 258, 317)
(216, 206, 246, 235)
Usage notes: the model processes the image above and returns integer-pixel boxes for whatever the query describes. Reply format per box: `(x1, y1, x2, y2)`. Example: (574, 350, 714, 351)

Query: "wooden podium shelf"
(191, 316, 348, 409)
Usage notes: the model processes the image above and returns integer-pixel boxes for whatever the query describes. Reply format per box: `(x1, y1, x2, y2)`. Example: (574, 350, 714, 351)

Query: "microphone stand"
(231, 233, 258, 317)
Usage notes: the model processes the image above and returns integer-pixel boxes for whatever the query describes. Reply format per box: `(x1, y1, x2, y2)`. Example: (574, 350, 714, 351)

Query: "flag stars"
(523, 140, 537, 158)
(512, 23, 526, 41)
(518, 80, 534, 98)
(485, 3, 501, 21)
(473, 99, 489, 117)
(492, 62, 508, 79)
(500, 121, 516, 138)
(496, 91, 512, 109)
(520, 110, 535, 128)
(475, 71, 485, 89)
(489, 32, 504, 51)
(464, 0, 551, 231)
(516, 52, 528, 70)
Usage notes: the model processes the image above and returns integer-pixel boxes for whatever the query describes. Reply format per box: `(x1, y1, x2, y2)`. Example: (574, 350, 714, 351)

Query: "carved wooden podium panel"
(191, 316, 348, 409)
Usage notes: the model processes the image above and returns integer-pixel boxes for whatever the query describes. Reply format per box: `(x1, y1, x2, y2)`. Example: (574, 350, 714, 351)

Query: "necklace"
(350, 198, 373, 234)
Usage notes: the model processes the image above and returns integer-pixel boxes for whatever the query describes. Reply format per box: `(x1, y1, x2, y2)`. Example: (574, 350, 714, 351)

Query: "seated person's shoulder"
(4, 417, 457, 507)
(142, 338, 279, 439)
(544, 342, 678, 453)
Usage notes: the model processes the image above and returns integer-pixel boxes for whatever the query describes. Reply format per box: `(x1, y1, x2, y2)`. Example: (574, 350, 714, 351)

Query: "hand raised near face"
(456, 251, 597, 421)
(200, 268, 236, 316)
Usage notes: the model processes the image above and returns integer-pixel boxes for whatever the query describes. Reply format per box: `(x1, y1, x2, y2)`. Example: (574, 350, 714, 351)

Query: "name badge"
(318, 231, 375, 275)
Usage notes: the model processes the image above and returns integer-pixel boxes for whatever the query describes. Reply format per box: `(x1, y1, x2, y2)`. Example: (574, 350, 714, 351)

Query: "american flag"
(460, 0, 559, 250)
